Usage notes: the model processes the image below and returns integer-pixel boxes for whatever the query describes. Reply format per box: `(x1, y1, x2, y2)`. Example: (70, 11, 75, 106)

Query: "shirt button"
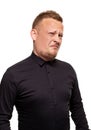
(51, 86, 54, 89)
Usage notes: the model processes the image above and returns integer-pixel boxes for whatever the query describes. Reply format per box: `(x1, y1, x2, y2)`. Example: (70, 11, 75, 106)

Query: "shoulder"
(1, 55, 33, 81)
(55, 59, 77, 76)
(55, 59, 74, 69)
(7, 55, 33, 72)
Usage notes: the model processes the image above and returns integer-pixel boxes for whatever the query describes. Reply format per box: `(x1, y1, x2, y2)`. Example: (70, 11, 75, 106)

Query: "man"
(0, 10, 90, 130)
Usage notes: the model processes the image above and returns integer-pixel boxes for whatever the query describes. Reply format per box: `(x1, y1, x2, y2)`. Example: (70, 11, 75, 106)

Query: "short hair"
(32, 10, 63, 29)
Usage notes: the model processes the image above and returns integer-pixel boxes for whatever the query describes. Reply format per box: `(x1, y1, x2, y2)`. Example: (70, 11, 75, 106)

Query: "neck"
(33, 50, 55, 61)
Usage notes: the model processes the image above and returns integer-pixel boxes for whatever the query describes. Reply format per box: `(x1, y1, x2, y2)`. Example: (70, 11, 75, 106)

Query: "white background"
(0, 0, 91, 129)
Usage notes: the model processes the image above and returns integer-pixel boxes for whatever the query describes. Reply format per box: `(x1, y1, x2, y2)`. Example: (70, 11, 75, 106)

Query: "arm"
(0, 69, 17, 130)
(70, 71, 89, 130)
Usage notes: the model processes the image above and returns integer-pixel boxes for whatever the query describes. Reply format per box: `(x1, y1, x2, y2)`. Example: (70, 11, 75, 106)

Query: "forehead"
(38, 18, 63, 30)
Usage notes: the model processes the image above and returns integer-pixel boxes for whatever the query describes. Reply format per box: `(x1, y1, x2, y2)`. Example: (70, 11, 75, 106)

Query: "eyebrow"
(48, 31, 63, 37)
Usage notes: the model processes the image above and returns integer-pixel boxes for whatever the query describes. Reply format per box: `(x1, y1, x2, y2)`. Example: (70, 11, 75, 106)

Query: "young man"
(0, 10, 90, 130)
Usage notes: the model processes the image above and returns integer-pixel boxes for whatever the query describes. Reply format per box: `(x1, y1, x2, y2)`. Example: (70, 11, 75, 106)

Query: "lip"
(50, 45, 59, 49)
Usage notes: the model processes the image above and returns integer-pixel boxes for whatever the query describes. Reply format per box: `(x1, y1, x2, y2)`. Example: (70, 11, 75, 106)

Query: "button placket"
(45, 63, 57, 106)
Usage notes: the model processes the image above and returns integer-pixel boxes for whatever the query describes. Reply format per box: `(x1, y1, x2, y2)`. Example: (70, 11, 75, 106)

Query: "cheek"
(41, 42, 48, 50)
(37, 35, 51, 51)
(36, 42, 46, 52)
(40, 38, 50, 49)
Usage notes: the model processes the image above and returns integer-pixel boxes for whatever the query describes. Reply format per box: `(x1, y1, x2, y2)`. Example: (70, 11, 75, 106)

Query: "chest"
(15, 65, 74, 109)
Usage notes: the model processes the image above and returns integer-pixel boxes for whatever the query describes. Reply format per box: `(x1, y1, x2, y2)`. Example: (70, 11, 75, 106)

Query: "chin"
(51, 51, 58, 56)
(48, 53, 57, 60)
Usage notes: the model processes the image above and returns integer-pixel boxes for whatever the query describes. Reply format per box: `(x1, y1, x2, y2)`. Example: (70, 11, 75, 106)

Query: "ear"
(30, 29, 38, 41)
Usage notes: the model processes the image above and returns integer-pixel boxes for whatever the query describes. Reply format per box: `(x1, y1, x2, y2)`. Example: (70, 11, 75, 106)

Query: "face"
(31, 18, 64, 61)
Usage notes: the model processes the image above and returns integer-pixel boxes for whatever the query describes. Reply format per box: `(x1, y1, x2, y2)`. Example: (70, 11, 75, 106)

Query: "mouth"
(50, 44, 59, 49)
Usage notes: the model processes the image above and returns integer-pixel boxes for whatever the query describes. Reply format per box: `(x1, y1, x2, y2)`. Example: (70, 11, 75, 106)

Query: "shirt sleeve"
(70, 69, 89, 130)
(0, 69, 17, 130)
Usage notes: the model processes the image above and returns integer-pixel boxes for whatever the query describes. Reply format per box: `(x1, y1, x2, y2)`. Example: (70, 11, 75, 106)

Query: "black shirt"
(0, 52, 89, 130)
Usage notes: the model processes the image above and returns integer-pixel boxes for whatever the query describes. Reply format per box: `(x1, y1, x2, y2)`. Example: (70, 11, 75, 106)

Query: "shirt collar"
(31, 52, 56, 67)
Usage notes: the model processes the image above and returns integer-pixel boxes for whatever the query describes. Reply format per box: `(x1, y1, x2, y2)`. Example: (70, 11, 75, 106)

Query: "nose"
(54, 33, 62, 43)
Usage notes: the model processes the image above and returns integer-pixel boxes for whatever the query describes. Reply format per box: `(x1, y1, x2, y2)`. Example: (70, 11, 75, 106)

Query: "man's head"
(30, 10, 64, 61)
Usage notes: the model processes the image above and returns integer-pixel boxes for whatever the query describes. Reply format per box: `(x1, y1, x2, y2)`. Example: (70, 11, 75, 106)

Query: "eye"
(48, 32, 55, 36)
(58, 33, 63, 38)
